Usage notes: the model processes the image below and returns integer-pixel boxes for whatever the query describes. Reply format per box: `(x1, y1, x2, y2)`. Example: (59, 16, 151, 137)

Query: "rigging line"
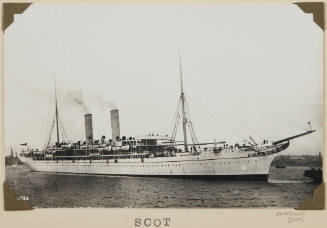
(273, 114, 307, 132)
(184, 96, 213, 139)
(187, 96, 246, 141)
(57, 105, 68, 139)
(185, 94, 249, 142)
(185, 99, 223, 141)
(59, 105, 81, 141)
(171, 114, 181, 142)
(55, 111, 65, 142)
(282, 115, 308, 131)
(44, 113, 55, 147)
(188, 94, 234, 136)
(44, 112, 56, 150)
(44, 118, 55, 151)
(171, 113, 181, 141)
(187, 122, 196, 144)
(191, 121, 199, 143)
(171, 99, 182, 135)
(59, 119, 66, 142)
(187, 101, 223, 141)
(169, 98, 182, 139)
(165, 98, 181, 136)
(58, 112, 68, 141)
(174, 114, 181, 140)
(188, 121, 199, 144)
(42, 94, 54, 147)
(184, 98, 200, 143)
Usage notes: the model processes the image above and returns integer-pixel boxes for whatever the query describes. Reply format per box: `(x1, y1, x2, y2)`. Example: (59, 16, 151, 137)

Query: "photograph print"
(3, 2, 324, 209)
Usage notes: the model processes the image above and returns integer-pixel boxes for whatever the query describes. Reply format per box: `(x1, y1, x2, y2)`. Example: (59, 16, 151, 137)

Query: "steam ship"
(19, 57, 315, 181)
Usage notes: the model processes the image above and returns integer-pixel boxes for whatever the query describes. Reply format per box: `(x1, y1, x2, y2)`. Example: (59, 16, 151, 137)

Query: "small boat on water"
(275, 164, 286, 169)
(304, 167, 322, 183)
(7, 148, 19, 167)
(303, 153, 323, 183)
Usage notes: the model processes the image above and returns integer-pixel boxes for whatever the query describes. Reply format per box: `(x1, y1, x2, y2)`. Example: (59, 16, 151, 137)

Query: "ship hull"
(19, 153, 276, 181)
(29, 172, 269, 181)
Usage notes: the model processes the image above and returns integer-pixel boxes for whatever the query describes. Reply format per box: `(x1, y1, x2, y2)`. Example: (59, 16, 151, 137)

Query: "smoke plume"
(92, 93, 117, 110)
(63, 90, 90, 114)
(28, 87, 116, 114)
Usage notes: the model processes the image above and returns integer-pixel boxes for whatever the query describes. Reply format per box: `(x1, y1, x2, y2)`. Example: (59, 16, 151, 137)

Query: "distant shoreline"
(5, 156, 23, 166)
(271, 154, 322, 168)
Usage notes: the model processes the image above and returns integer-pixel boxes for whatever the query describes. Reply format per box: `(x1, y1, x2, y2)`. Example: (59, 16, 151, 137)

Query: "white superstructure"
(20, 141, 292, 180)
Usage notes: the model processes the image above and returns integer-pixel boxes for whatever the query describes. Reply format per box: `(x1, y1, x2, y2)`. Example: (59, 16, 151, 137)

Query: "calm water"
(5, 165, 318, 208)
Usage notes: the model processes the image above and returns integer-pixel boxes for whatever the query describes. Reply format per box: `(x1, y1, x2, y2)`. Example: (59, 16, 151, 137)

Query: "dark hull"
(125, 174, 269, 181)
(304, 169, 322, 183)
(33, 171, 269, 181)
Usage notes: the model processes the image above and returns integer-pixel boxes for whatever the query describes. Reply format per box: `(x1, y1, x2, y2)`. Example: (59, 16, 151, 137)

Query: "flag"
(20, 143, 27, 146)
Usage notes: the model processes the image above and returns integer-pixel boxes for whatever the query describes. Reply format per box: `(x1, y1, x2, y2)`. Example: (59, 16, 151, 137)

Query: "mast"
(54, 76, 60, 147)
(179, 52, 188, 152)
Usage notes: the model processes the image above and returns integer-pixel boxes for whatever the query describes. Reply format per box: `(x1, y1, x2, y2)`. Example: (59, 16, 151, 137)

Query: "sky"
(4, 3, 323, 155)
